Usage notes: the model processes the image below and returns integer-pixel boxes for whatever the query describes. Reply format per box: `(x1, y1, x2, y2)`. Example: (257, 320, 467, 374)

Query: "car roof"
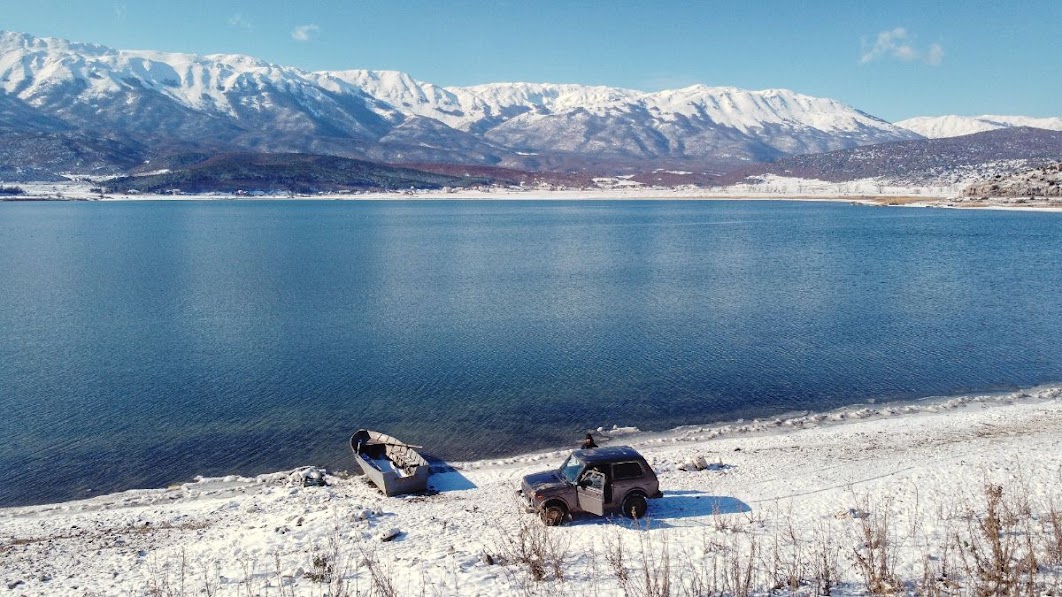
(573, 446, 644, 463)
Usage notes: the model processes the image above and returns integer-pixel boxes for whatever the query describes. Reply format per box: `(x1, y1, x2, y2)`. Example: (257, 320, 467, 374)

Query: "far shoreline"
(5, 188, 1062, 212)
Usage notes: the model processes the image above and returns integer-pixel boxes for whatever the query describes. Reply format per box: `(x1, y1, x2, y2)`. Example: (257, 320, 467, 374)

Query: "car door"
(576, 469, 607, 516)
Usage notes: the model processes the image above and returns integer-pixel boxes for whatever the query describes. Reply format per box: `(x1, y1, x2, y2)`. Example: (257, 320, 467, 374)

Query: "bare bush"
(917, 530, 962, 597)
(673, 539, 719, 597)
(1045, 495, 1062, 566)
(721, 531, 759, 597)
(306, 552, 336, 584)
(145, 548, 223, 597)
(604, 530, 629, 584)
(272, 552, 298, 597)
(359, 546, 397, 597)
(301, 516, 357, 597)
(602, 526, 677, 597)
(810, 523, 839, 596)
(955, 483, 1041, 596)
(632, 532, 671, 597)
(766, 504, 806, 592)
(496, 514, 570, 582)
(146, 548, 187, 597)
(849, 494, 898, 594)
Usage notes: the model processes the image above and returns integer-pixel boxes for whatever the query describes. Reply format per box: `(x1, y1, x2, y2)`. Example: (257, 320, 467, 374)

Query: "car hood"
(522, 470, 568, 492)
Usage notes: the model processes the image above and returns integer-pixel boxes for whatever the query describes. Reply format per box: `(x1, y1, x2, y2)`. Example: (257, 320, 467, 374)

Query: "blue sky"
(2, 0, 1058, 121)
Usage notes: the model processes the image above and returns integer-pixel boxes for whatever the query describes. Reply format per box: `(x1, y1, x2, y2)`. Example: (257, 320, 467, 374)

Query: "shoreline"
(2, 385, 1060, 595)
(447, 382, 1062, 471)
(4, 382, 1058, 510)
(5, 179, 1062, 211)
(7, 193, 1062, 212)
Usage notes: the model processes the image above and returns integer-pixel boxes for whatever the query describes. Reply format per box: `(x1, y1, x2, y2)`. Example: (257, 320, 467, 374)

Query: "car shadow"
(565, 490, 751, 528)
(651, 490, 751, 519)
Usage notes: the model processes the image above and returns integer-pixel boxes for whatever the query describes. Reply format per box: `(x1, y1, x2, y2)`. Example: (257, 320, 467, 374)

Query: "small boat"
(349, 429, 430, 496)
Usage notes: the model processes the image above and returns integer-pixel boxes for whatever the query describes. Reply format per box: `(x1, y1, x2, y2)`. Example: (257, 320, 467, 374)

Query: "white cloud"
(228, 13, 253, 30)
(860, 27, 943, 66)
(926, 43, 944, 66)
(291, 24, 320, 42)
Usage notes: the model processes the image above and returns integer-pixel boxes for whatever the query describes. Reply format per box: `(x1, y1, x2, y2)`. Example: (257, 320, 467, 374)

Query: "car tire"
(621, 493, 648, 519)
(541, 501, 568, 526)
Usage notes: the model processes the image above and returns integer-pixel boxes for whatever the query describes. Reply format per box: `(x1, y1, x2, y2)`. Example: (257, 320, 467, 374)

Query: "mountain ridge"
(0, 30, 923, 177)
(896, 115, 1062, 139)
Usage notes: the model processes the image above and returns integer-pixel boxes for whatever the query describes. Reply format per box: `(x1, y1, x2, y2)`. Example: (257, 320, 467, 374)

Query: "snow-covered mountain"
(896, 115, 1062, 139)
(0, 30, 921, 176)
(327, 70, 920, 163)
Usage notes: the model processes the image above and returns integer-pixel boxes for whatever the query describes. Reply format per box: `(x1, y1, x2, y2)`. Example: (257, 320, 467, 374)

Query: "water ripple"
(0, 200, 1060, 505)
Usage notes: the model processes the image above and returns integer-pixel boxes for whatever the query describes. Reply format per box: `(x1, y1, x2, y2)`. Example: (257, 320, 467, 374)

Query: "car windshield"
(559, 454, 584, 483)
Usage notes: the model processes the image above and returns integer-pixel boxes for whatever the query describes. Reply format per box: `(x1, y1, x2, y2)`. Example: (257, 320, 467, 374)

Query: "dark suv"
(519, 446, 663, 525)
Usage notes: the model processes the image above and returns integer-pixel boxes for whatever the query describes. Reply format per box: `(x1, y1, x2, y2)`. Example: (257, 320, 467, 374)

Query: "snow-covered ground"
(0, 176, 962, 202)
(11, 176, 1062, 212)
(3, 385, 1061, 595)
(12, 171, 1062, 208)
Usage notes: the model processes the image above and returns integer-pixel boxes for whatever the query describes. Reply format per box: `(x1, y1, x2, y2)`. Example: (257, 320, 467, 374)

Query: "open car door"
(576, 469, 607, 516)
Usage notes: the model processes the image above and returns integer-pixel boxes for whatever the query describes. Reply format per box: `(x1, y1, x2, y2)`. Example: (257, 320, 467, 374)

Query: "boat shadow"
(427, 462, 477, 492)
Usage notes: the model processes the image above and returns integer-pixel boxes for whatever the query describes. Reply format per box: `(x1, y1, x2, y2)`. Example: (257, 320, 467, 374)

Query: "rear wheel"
(541, 501, 568, 526)
(621, 493, 648, 519)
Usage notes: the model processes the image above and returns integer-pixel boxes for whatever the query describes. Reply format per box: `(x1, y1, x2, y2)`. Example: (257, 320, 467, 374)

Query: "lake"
(1, 200, 1059, 506)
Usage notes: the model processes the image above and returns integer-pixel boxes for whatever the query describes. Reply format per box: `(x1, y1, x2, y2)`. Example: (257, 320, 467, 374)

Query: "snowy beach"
(3, 385, 1061, 595)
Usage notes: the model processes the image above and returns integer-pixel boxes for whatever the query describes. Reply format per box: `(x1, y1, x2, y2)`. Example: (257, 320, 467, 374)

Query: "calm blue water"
(1, 200, 1060, 505)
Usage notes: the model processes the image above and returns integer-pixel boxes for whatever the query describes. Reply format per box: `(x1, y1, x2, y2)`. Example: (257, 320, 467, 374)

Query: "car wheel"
(621, 493, 648, 519)
(541, 502, 568, 526)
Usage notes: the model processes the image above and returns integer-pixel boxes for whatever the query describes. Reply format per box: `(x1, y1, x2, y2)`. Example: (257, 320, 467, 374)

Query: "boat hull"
(350, 429, 430, 497)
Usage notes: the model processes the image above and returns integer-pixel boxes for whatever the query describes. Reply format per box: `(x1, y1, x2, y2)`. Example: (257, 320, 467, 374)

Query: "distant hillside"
(721, 127, 1062, 184)
(0, 132, 145, 181)
(964, 163, 1062, 199)
(403, 163, 596, 188)
(104, 153, 495, 194)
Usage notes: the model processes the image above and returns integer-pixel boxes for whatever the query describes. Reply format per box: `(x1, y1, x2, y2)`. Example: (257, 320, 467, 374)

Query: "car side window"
(580, 469, 606, 491)
(612, 462, 644, 480)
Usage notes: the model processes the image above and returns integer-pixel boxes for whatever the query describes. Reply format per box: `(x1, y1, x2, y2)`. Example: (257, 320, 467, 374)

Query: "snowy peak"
(637, 86, 900, 135)
(0, 30, 109, 57)
(896, 115, 1062, 139)
(319, 69, 475, 126)
(1, 30, 924, 174)
(316, 66, 913, 147)
(1, 28, 296, 115)
(457, 81, 643, 112)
